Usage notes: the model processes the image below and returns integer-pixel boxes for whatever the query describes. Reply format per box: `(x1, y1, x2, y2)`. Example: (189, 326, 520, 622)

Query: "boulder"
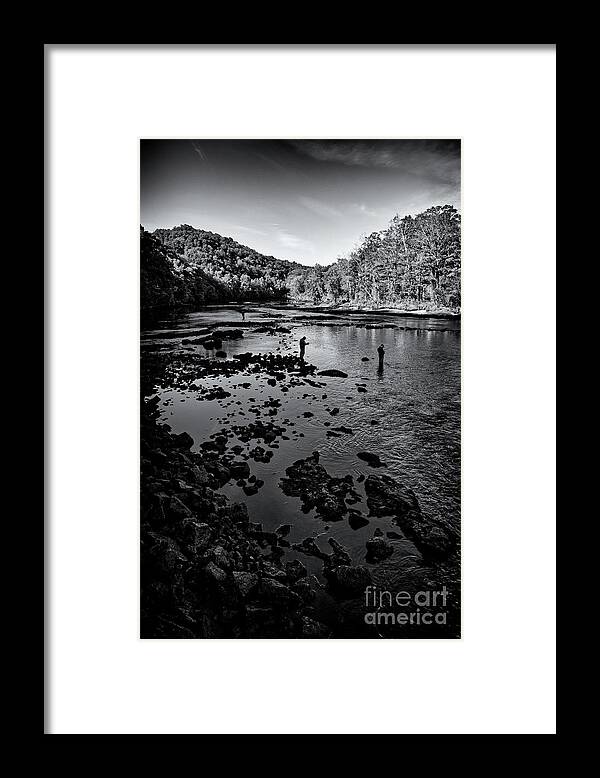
(204, 561, 227, 584)
(230, 460, 251, 480)
(175, 520, 212, 555)
(285, 559, 308, 582)
(300, 617, 330, 638)
(364, 473, 454, 558)
(357, 451, 386, 468)
(326, 565, 372, 597)
(365, 535, 394, 562)
(280, 453, 360, 521)
(232, 571, 258, 598)
(167, 495, 193, 520)
(318, 369, 348, 378)
(258, 579, 302, 609)
(172, 431, 194, 449)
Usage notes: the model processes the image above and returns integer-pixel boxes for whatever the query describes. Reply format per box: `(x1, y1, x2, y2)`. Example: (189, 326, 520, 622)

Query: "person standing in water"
(377, 343, 385, 372)
(299, 336, 308, 360)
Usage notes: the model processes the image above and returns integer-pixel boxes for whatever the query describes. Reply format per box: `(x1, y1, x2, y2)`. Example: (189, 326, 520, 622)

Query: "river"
(142, 304, 460, 635)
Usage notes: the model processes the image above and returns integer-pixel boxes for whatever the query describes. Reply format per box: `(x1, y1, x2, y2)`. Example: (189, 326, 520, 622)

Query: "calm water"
(142, 305, 460, 590)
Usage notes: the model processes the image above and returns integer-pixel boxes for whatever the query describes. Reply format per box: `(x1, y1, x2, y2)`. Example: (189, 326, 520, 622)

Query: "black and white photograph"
(140, 139, 461, 639)
(46, 44, 555, 734)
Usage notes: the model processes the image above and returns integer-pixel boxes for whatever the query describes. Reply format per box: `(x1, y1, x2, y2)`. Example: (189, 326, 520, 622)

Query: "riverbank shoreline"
(275, 302, 461, 320)
(142, 301, 461, 327)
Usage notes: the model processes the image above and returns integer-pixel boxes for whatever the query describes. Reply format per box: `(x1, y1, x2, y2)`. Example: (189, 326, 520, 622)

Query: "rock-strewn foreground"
(141, 327, 460, 638)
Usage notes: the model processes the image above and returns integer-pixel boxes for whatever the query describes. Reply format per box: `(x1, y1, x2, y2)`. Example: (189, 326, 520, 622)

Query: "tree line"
(141, 205, 460, 313)
(287, 205, 460, 310)
(152, 224, 297, 302)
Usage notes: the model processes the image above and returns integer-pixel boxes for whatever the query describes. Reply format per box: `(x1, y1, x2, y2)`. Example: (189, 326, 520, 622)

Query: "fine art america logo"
(364, 585, 449, 627)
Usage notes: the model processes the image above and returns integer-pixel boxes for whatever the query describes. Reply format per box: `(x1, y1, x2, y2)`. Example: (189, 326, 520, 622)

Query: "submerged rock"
(229, 460, 251, 480)
(364, 473, 454, 558)
(318, 369, 348, 378)
(326, 565, 372, 597)
(357, 451, 386, 468)
(365, 534, 394, 562)
(348, 513, 369, 531)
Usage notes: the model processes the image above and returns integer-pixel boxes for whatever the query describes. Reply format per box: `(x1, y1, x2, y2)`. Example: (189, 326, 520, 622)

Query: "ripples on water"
(142, 306, 460, 589)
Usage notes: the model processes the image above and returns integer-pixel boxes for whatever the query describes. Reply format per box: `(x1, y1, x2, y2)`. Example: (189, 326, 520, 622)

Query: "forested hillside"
(153, 224, 298, 302)
(141, 205, 461, 313)
(140, 228, 229, 311)
(287, 205, 461, 310)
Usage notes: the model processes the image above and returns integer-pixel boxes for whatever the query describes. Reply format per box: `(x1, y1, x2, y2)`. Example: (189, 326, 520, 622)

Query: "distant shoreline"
(252, 301, 461, 320)
(141, 300, 461, 325)
(280, 304, 460, 320)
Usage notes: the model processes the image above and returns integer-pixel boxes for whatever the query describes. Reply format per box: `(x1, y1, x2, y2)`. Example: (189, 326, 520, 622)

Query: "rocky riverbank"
(141, 323, 460, 638)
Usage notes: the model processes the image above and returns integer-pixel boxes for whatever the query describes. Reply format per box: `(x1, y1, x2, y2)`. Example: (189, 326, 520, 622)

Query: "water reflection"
(142, 306, 460, 583)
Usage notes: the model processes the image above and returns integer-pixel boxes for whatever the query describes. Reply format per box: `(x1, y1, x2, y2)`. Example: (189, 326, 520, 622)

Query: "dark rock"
(357, 451, 386, 468)
(328, 537, 352, 566)
(175, 520, 211, 555)
(292, 537, 329, 561)
(230, 502, 249, 525)
(146, 533, 188, 577)
(366, 534, 394, 562)
(172, 431, 194, 449)
(285, 559, 308, 582)
(210, 545, 231, 570)
(276, 524, 292, 537)
(318, 369, 348, 378)
(232, 571, 258, 598)
(204, 561, 227, 584)
(364, 473, 454, 558)
(280, 453, 360, 521)
(258, 579, 302, 609)
(326, 565, 372, 597)
(213, 328, 244, 341)
(348, 513, 369, 531)
(300, 617, 329, 638)
(230, 460, 251, 480)
(167, 495, 193, 520)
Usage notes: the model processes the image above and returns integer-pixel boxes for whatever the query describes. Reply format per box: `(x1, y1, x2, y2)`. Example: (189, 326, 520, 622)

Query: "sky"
(140, 139, 460, 267)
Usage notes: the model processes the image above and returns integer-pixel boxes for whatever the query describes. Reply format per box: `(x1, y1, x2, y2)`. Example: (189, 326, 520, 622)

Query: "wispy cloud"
(230, 224, 268, 237)
(352, 202, 380, 218)
(276, 228, 315, 257)
(289, 140, 460, 186)
(298, 196, 343, 220)
(191, 141, 207, 162)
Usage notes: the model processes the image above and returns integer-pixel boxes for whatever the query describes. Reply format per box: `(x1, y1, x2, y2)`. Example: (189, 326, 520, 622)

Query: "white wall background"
(47, 45, 556, 735)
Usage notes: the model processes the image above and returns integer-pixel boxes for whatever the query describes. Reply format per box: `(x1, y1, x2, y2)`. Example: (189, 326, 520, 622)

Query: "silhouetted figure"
(237, 308, 246, 322)
(299, 336, 308, 360)
(377, 343, 385, 372)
